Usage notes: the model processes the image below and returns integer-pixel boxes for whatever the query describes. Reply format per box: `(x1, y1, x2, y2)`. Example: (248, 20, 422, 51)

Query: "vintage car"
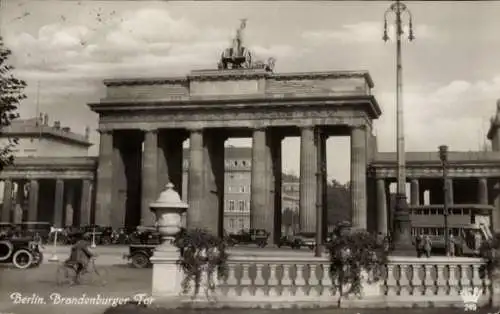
(277, 235, 304, 249)
(123, 226, 163, 268)
(227, 229, 269, 247)
(18, 222, 51, 243)
(0, 237, 43, 269)
(82, 225, 114, 245)
(293, 232, 317, 250)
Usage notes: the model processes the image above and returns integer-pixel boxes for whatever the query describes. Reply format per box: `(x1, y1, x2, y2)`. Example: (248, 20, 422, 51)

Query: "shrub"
(174, 228, 228, 299)
(325, 221, 388, 307)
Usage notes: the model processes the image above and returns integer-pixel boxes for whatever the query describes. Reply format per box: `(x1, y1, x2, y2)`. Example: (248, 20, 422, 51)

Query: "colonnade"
(95, 125, 369, 242)
(375, 176, 495, 234)
(0, 178, 93, 227)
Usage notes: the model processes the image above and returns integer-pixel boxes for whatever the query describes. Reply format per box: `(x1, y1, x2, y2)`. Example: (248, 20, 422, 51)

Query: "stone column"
(27, 180, 39, 222)
(350, 125, 367, 230)
(80, 180, 92, 226)
(95, 130, 114, 226)
(250, 128, 268, 230)
(65, 183, 75, 227)
(376, 178, 388, 234)
(200, 131, 225, 236)
(141, 129, 158, 226)
(493, 181, 500, 233)
(187, 129, 204, 229)
(53, 179, 64, 227)
(478, 178, 488, 205)
(2, 179, 12, 222)
(410, 179, 419, 206)
(157, 131, 184, 196)
(299, 126, 318, 233)
(265, 130, 283, 243)
(445, 178, 454, 205)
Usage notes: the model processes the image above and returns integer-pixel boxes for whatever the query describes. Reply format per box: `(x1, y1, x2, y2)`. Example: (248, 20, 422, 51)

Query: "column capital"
(97, 128, 112, 135)
(300, 125, 315, 131)
(142, 128, 158, 134)
(253, 126, 267, 131)
(187, 127, 203, 134)
(351, 124, 366, 130)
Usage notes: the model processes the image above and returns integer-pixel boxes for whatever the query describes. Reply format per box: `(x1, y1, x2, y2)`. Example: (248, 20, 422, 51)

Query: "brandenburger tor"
(88, 20, 500, 243)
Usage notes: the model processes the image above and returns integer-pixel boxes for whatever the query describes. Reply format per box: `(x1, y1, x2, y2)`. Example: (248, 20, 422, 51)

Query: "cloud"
(302, 21, 435, 45)
(374, 76, 500, 152)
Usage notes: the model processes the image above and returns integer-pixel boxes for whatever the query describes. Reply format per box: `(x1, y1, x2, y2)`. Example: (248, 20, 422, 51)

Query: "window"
(229, 219, 235, 229)
(239, 219, 245, 229)
(238, 200, 245, 212)
(229, 200, 235, 211)
(233, 160, 238, 166)
(239, 186, 246, 193)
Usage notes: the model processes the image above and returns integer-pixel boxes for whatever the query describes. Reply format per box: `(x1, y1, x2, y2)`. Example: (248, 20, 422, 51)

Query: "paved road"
(39, 245, 325, 266)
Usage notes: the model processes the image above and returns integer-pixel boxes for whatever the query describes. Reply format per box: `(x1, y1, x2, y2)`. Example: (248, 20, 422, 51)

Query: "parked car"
(82, 225, 114, 245)
(277, 235, 303, 249)
(17, 222, 51, 243)
(294, 232, 316, 250)
(129, 226, 161, 245)
(123, 244, 156, 268)
(0, 237, 43, 269)
(227, 229, 269, 247)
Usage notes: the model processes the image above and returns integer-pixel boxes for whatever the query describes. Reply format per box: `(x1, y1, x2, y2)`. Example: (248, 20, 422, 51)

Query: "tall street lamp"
(439, 145, 450, 256)
(383, 0, 415, 254)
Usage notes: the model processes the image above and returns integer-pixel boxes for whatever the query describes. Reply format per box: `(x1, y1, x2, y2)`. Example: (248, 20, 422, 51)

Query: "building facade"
(182, 146, 300, 234)
(0, 116, 96, 226)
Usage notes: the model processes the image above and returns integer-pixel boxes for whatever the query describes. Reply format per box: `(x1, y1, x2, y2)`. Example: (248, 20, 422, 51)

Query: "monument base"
(150, 243, 184, 298)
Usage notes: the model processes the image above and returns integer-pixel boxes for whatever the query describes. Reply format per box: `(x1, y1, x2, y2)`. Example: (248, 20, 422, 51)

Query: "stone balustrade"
(183, 255, 494, 308)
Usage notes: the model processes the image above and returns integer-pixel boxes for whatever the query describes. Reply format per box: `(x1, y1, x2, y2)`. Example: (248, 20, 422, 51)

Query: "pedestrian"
(448, 234, 455, 256)
(423, 235, 432, 257)
(415, 234, 423, 257)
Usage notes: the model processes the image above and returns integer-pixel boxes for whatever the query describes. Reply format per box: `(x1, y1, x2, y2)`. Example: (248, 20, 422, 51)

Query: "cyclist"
(65, 233, 95, 284)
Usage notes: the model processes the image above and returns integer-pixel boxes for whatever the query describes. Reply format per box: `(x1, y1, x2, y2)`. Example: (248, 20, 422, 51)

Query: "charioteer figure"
(218, 19, 276, 72)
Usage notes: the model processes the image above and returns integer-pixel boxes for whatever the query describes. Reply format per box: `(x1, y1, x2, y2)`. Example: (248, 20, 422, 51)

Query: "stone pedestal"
(150, 245, 183, 298)
(149, 182, 188, 300)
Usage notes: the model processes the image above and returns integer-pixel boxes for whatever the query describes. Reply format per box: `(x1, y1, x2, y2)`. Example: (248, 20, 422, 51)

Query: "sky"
(1, 0, 500, 184)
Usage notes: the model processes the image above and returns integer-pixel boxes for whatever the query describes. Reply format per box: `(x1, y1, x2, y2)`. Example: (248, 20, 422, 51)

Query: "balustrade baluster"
(281, 264, 293, 296)
(411, 264, 421, 296)
(225, 264, 238, 297)
(436, 264, 447, 295)
(240, 263, 252, 297)
(295, 264, 307, 296)
(424, 264, 435, 296)
(308, 264, 320, 297)
(399, 264, 411, 296)
(460, 264, 470, 291)
(472, 264, 482, 288)
(386, 264, 398, 296)
(321, 263, 333, 297)
(268, 264, 279, 297)
(254, 263, 266, 296)
(448, 264, 459, 296)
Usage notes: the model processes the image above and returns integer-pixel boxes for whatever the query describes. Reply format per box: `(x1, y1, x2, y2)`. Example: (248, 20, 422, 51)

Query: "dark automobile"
(82, 225, 114, 245)
(227, 229, 269, 247)
(294, 232, 317, 250)
(123, 226, 163, 268)
(17, 222, 51, 242)
(62, 226, 86, 245)
(277, 235, 303, 249)
(0, 223, 15, 238)
(0, 237, 43, 269)
(129, 226, 161, 245)
(111, 227, 132, 245)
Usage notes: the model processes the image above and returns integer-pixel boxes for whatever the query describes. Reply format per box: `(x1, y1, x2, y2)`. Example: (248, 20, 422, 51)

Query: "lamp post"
(439, 145, 450, 256)
(383, 0, 415, 254)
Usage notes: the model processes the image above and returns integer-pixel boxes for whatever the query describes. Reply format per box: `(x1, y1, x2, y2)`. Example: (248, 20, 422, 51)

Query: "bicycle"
(56, 257, 107, 286)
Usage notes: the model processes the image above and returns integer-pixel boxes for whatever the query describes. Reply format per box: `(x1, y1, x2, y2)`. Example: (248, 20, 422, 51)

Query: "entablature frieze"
(0, 170, 95, 180)
(98, 105, 373, 132)
(369, 165, 500, 179)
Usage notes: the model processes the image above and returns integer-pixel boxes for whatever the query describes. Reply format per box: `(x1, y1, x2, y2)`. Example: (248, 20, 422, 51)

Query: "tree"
(326, 179, 351, 225)
(0, 37, 25, 170)
(326, 221, 388, 307)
